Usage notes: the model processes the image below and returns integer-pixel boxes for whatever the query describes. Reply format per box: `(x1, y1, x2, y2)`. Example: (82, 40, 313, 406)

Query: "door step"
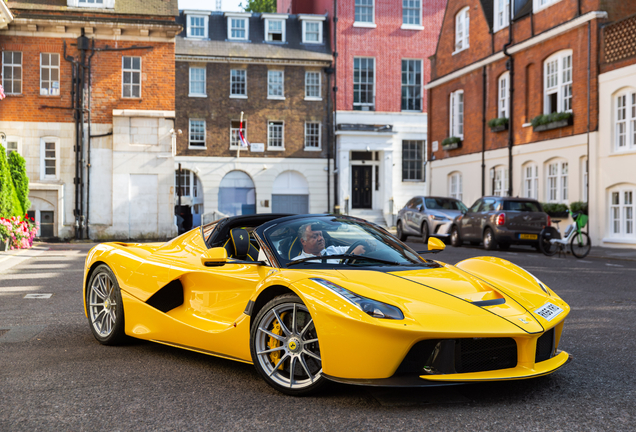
(349, 209, 387, 227)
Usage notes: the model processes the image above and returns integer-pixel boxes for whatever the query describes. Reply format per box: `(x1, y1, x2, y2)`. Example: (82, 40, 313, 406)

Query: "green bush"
(488, 117, 509, 128)
(441, 136, 462, 146)
(541, 202, 569, 215)
(570, 201, 588, 215)
(8, 151, 31, 214)
(0, 144, 24, 218)
(531, 112, 573, 127)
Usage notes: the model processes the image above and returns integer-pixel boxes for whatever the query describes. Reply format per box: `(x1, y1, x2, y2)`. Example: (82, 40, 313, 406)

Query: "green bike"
(538, 210, 591, 258)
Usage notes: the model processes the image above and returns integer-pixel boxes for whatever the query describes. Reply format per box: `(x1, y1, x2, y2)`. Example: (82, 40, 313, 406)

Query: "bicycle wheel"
(570, 231, 591, 258)
(539, 228, 559, 256)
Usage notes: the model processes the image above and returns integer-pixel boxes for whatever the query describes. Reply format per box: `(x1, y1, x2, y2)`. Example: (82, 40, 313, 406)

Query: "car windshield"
(425, 198, 467, 212)
(503, 201, 542, 212)
(262, 216, 434, 269)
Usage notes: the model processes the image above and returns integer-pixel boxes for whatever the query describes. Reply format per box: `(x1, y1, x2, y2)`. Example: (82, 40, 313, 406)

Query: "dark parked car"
(450, 197, 549, 250)
(396, 196, 467, 242)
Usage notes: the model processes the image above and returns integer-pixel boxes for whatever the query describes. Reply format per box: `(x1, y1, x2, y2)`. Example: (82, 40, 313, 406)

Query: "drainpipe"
(503, 10, 514, 197)
(332, 0, 339, 214)
(586, 21, 590, 207)
(86, 38, 96, 239)
(482, 66, 487, 197)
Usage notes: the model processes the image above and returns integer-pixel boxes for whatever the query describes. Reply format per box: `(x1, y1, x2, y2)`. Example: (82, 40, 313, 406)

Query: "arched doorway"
(175, 169, 204, 232)
(272, 170, 309, 214)
(218, 171, 256, 216)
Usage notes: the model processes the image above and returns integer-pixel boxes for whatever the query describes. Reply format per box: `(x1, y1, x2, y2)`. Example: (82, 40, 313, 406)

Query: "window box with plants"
(542, 203, 570, 218)
(569, 201, 588, 216)
(441, 136, 462, 151)
(488, 117, 508, 132)
(531, 112, 573, 132)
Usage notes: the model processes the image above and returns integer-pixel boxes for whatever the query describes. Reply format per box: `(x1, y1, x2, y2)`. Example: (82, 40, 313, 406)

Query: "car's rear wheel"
(396, 221, 407, 241)
(250, 294, 326, 396)
(86, 264, 127, 345)
(483, 228, 497, 251)
(450, 226, 462, 247)
(421, 222, 429, 242)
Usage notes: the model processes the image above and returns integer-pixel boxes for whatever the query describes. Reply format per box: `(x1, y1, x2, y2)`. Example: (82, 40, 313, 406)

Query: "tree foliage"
(0, 144, 23, 218)
(240, 0, 276, 13)
(8, 151, 31, 214)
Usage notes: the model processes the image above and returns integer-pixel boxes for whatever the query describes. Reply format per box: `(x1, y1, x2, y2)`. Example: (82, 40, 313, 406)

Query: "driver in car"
(293, 222, 366, 264)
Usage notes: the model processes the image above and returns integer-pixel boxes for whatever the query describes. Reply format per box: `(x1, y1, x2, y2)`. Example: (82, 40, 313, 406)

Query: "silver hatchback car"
(396, 196, 467, 242)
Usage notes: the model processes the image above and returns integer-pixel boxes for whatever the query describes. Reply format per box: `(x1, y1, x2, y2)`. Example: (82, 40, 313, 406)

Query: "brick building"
(425, 0, 636, 247)
(280, 0, 447, 225)
(174, 11, 332, 225)
(0, 0, 181, 239)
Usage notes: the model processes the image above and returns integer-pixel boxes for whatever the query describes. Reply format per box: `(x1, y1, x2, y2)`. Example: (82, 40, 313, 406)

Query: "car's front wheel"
(421, 222, 429, 242)
(86, 264, 127, 345)
(396, 221, 407, 241)
(250, 294, 326, 396)
(450, 226, 462, 247)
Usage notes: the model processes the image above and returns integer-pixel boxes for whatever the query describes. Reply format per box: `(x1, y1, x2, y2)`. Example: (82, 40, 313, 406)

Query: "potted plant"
(441, 136, 462, 150)
(542, 203, 570, 218)
(488, 117, 509, 132)
(531, 112, 573, 132)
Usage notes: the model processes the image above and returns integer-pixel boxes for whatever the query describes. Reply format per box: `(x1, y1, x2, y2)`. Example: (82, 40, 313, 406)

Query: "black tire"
(539, 227, 560, 256)
(450, 226, 463, 247)
(250, 294, 326, 396)
(421, 222, 429, 243)
(396, 221, 407, 241)
(86, 264, 127, 345)
(570, 231, 591, 258)
(483, 228, 498, 251)
(498, 243, 511, 251)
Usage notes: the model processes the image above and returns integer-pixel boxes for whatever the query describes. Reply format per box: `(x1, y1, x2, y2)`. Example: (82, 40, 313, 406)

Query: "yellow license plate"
(519, 234, 538, 240)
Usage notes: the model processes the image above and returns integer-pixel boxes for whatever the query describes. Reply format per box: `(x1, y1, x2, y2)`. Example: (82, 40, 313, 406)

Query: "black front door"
(352, 165, 372, 209)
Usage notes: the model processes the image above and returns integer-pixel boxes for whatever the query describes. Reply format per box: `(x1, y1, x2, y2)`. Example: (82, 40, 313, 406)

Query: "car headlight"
(311, 278, 404, 320)
(433, 215, 449, 221)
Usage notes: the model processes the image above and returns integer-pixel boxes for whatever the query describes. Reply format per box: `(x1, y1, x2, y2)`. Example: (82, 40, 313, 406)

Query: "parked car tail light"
(496, 213, 505, 226)
(547, 215, 551, 227)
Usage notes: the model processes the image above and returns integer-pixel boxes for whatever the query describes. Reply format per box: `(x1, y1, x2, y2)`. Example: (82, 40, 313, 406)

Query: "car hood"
(429, 209, 462, 219)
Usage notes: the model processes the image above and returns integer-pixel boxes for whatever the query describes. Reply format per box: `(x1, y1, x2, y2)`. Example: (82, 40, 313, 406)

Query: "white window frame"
(449, 172, 463, 201)
(40, 137, 60, 180)
(494, 0, 510, 32)
(402, 140, 424, 181)
(230, 120, 247, 150)
(401, 59, 423, 112)
(498, 72, 510, 119)
(353, 57, 375, 111)
(449, 90, 464, 139)
(2, 51, 22, 95)
(188, 119, 206, 149)
(40, 53, 60, 96)
(614, 90, 636, 152)
(267, 121, 285, 151)
(544, 50, 573, 114)
(546, 161, 568, 203)
(225, 13, 250, 41)
(122, 56, 141, 99)
(230, 69, 247, 98)
(454, 7, 470, 54)
(300, 16, 325, 44)
(305, 71, 322, 100)
(67, 0, 115, 9)
(609, 187, 635, 239)
(533, 0, 563, 14)
(523, 164, 539, 199)
(267, 70, 285, 100)
(304, 122, 321, 151)
(185, 13, 209, 39)
(189, 67, 206, 97)
(264, 17, 286, 42)
(354, 0, 375, 27)
(492, 166, 509, 197)
(5, 137, 22, 157)
(402, 0, 423, 30)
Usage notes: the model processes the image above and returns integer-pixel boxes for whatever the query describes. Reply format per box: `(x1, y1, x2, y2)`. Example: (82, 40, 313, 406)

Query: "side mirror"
(427, 237, 446, 253)
(201, 247, 228, 267)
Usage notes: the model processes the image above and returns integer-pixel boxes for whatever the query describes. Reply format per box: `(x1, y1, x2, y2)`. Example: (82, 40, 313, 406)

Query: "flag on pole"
(0, 84, 5, 100)
(238, 118, 250, 148)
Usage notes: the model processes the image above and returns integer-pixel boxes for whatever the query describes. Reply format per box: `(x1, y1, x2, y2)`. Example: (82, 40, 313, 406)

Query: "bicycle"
(538, 210, 591, 258)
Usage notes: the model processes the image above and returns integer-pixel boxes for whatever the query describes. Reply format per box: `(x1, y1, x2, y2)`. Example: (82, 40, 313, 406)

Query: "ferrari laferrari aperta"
(83, 214, 570, 395)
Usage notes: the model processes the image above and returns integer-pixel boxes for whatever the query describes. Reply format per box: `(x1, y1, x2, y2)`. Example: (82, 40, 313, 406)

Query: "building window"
(403, 0, 421, 25)
(492, 166, 509, 197)
(355, 0, 374, 23)
(230, 69, 247, 97)
(2, 52, 22, 95)
(524, 164, 538, 199)
(189, 67, 206, 96)
(498, 72, 510, 119)
(449, 90, 464, 139)
(74, 0, 115, 8)
(615, 91, 636, 151)
(305, 71, 321, 100)
(268, 121, 284, 150)
(610, 188, 635, 238)
(268, 70, 284, 99)
(265, 19, 285, 42)
(228, 17, 248, 40)
(40, 138, 58, 180)
(534, 0, 562, 13)
(304, 122, 321, 150)
(189, 119, 206, 148)
(40, 53, 60, 96)
(402, 140, 424, 181)
(122, 56, 141, 98)
(230, 120, 246, 149)
(302, 20, 322, 43)
(401, 59, 422, 112)
(544, 50, 572, 114)
(353, 57, 375, 111)
(6, 141, 19, 156)
(546, 161, 568, 203)
(187, 15, 208, 38)
(494, 0, 510, 31)
(455, 7, 470, 53)
(175, 170, 192, 197)
(449, 172, 463, 201)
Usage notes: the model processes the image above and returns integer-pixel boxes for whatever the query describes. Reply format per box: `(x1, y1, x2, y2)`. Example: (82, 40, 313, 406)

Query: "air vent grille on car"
(455, 338, 518, 373)
(535, 328, 555, 363)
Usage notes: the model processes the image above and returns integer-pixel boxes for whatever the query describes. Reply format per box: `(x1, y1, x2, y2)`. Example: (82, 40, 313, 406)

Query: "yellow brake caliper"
(268, 312, 288, 370)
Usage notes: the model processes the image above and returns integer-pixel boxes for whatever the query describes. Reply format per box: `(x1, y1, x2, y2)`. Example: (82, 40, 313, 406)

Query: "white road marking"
(606, 263, 624, 267)
(24, 293, 52, 299)
(0, 286, 42, 293)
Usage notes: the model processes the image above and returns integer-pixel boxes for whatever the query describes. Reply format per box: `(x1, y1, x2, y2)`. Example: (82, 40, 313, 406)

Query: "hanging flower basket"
(441, 136, 462, 150)
(532, 112, 573, 132)
(488, 117, 509, 132)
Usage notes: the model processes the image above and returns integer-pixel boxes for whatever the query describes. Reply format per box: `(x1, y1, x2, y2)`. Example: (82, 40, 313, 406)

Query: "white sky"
(178, 0, 244, 12)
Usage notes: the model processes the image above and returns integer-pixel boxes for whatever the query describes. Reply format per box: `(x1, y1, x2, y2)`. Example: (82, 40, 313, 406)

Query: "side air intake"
(146, 279, 184, 313)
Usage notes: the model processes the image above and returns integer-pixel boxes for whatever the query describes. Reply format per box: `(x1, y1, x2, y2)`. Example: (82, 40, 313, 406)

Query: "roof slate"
(7, 0, 178, 17)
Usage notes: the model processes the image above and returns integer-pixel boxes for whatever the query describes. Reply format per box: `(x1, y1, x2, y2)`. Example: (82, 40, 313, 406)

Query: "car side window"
(481, 199, 497, 212)
(405, 198, 415, 209)
(415, 198, 424, 210)
(469, 199, 482, 213)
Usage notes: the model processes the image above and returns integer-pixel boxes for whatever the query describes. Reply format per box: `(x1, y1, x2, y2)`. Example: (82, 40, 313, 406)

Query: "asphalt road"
(1, 241, 635, 431)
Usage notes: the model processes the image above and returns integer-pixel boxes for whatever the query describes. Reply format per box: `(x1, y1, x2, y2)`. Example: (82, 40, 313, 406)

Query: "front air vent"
(535, 327, 555, 363)
(146, 279, 184, 313)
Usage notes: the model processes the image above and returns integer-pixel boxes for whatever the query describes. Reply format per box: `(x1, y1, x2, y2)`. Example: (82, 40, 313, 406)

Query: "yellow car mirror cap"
(427, 237, 446, 253)
(201, 247, 228, 267)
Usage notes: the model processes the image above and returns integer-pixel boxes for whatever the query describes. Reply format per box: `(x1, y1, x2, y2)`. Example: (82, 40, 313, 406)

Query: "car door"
(407, 197, 424, 233)
(460, 199, 482, 239)
(477, 198, 498, 237)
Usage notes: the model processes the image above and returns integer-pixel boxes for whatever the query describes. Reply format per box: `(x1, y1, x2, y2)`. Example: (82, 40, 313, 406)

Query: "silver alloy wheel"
(255, 302, 322, 390)
(88, 272, 117, 338)
(484, 229, 493, 250)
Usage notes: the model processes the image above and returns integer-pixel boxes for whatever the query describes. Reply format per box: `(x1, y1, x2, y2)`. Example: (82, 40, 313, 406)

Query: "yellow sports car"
(83, 214, 570, 395)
